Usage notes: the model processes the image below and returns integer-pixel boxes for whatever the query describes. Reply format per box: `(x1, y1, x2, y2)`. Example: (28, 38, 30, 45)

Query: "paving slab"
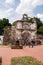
(0, 45, 43, 65)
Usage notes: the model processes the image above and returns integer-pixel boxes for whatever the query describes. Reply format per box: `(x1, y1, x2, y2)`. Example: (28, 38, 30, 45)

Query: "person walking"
(28, 39, 34, 48)
(31, 39, 34, 48)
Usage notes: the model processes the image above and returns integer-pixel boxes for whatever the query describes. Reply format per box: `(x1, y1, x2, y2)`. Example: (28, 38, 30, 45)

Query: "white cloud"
(0, 0, 43, 24)
(16, 0, 43, 16)
(0, 8, 14, 18)
(5, 0, 14, 4)
(0, 13, 4, 19)
(36, 14, 43, 23)
(9, 17, 15, 24)
(6, 8, 14, 15)
(0, 7, 15, 24)
(0, 10, 5, 19)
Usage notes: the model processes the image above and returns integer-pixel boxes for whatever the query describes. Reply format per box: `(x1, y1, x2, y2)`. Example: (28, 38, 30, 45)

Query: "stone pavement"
(0, 45, 43, 65)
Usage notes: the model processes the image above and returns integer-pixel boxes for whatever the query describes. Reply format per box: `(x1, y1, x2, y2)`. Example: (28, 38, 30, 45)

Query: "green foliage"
(12, 22, 16, 26)
(38, 26, 43, 34)
(29, 18, 33, 22)
(33, 17, 43, 34)
(11, 56, 43, 65)
(34, 17, 43, 29)
(0, 18, 11, 35)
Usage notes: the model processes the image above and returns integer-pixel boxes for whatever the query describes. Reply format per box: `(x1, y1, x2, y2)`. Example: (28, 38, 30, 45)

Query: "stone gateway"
(4, 14, 37, 46)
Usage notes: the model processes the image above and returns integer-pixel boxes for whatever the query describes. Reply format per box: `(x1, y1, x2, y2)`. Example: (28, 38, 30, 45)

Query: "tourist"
(31, 39, 35, 48)
(28, 39, 34, 48)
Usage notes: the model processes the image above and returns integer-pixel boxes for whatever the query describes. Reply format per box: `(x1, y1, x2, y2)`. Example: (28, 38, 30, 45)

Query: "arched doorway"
(22, 31, 30, 45)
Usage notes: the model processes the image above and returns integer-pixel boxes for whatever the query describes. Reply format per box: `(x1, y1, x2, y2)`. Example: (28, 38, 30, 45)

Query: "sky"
(0, 0, 43, 24)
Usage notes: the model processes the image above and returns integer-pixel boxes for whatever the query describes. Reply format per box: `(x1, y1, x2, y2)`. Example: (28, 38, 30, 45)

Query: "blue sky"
(0, 0, 43, 23)
(33, 5, 43, 14)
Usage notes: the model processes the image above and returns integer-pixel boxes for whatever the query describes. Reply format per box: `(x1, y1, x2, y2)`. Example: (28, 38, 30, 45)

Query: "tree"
(34, 17, 43, 29)
(29, 18, 33, 22)
(33, 17, 43, 34)
(38, 26, 43, 34)
(0, 18, 11, 35)
(12, 22, 16, 26)
(2, 18, 11, 26)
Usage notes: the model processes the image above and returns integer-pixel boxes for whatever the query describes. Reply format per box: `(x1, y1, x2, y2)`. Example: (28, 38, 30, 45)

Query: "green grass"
(11, 56, 43, 65)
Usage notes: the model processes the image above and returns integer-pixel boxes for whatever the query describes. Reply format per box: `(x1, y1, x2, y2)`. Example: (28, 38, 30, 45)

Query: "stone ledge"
(11, 45, 23, 49)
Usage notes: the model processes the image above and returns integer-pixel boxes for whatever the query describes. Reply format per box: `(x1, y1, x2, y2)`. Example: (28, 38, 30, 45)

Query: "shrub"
(11, 56, 43, 65)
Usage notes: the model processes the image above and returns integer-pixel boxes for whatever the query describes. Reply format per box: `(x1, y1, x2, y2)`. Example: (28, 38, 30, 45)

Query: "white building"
(0, 36, 4, 44)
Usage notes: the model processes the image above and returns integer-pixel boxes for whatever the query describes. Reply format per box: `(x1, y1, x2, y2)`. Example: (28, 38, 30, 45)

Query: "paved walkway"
(0, 45, 43, 65)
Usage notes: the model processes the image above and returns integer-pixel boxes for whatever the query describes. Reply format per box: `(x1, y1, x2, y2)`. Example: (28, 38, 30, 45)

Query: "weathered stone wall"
(3, 26, 11, 45)
(10, 26, 16, 45)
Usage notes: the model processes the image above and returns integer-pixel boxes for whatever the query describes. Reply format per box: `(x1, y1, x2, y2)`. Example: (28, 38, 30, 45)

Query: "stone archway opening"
(22, 31, 30, 45)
